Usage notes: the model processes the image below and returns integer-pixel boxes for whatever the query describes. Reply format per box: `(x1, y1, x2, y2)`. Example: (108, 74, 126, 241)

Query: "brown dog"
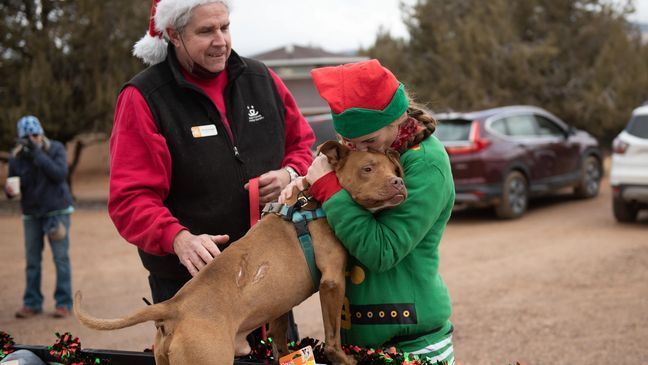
(74, 141, 407, 365)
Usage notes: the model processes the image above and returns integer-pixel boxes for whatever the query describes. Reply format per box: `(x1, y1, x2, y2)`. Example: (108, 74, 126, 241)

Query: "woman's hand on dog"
(278, 155, 333, 203)
(305, 154, 334, 185)
(173, 230, 229, 276)
(278, 177, 309, 204)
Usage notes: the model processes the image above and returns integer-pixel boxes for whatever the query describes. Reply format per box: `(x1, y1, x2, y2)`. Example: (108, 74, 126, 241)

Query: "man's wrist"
(284, 166, 300, 182)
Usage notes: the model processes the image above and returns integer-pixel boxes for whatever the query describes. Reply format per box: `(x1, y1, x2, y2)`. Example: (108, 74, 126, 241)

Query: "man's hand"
(172, 230, 229, 276)
(278, 156, 333, 204)
(245, 168, 291, 204)
(278, 177, 309, 204)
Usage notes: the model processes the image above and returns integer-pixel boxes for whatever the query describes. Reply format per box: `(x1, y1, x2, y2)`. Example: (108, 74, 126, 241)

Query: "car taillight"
(612, 138, 628, 154)
(446, 120, 491, 155)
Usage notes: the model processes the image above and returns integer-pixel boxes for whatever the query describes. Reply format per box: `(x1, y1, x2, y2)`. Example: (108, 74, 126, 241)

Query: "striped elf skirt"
(399, 321, 455, 364)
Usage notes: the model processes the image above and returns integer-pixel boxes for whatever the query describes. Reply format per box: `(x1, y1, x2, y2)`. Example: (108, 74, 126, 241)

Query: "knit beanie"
(17, 115, 44, 138)
(133, 0, 231, 65)
(311, 59, 408, 139)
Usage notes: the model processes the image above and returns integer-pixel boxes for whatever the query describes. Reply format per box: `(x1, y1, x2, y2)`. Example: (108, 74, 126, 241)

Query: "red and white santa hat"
(133, 0, 231, 65)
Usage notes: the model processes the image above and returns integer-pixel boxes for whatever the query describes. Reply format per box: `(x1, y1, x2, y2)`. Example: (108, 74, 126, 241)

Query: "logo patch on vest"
(246, 105, 265, 123)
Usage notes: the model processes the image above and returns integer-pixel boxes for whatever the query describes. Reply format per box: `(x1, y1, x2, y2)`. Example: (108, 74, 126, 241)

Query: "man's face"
(27, 133, 44, 148)
(169, 2, 232, 73)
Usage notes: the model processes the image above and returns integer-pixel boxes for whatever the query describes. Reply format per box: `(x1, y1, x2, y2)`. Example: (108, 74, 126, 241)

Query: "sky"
(229, 0, 648, 57)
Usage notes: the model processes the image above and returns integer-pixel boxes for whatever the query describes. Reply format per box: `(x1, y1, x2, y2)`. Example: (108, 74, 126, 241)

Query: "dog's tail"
(74, 290, 172, 330)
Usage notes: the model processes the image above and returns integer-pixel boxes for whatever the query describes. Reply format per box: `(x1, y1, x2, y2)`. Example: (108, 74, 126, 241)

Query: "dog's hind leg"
(168, 320, 234, 365)
(234, 331, 251, 357)
(153, 322, 171, 365)
(268, 312, 290, 361)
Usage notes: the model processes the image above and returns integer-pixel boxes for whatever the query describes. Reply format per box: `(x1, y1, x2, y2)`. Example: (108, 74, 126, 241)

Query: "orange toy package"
(279, 345, 315, 365)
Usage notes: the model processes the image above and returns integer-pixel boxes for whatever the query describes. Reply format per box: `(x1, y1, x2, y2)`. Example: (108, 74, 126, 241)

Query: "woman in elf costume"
(283, 59, 456, 363)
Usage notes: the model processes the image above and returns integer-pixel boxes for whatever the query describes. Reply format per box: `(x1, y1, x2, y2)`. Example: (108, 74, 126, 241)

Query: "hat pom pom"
(133, 32, 168, 66)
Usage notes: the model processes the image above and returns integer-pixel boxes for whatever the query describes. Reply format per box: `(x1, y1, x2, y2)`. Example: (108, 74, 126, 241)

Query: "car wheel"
(574, 155, 601, 198)
(613, 195, 638, 223)
(495, 171, 528, 219)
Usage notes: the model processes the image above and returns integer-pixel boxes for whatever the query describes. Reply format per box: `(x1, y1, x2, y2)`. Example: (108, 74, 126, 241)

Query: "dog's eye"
(363, 166, 373, 173)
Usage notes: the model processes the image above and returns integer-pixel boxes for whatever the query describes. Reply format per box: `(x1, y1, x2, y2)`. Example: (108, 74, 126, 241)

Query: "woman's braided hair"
(394, 95, 438, 154)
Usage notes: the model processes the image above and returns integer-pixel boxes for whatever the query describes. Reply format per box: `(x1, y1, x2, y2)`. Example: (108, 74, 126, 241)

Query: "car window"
(626, 115, 648, 138)
(490, 119, 508, 135)
(504, 115, 536, 137)
(435, 119, 472, 141)
(534, 115, 565, 137)
(306, 114, 338, 148)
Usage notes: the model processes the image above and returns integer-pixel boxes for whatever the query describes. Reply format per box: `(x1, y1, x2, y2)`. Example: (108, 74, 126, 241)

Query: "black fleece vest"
(127, 48, 285, 279)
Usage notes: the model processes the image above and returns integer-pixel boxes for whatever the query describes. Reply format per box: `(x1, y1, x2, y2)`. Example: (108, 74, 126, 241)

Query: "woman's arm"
(323, 151, 453, 272)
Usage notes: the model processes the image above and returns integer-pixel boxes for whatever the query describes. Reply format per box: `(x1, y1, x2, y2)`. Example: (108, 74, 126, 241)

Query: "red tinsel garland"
(0, 331, 15, 360)
(0, 331, 107, 365)
(47, 331, 108, 365)
(0, 331, 455, 365)
(242, 336, 446, 365)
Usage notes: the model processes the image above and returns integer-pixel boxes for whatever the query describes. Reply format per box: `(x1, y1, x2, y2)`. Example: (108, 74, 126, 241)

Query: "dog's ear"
(386, 149, 404, 178)
(316, 141, 350, 168)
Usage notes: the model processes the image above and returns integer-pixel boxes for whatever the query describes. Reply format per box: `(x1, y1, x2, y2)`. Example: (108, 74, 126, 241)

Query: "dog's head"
(318, 141, 407, 212)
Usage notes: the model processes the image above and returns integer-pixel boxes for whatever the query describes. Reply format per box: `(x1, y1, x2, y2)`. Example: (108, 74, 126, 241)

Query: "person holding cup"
(5, 176, 20, 197)
(4, 115, 75, 319)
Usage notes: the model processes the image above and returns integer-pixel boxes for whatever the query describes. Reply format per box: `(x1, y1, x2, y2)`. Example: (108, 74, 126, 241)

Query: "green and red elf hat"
(311, 59, 409, 139)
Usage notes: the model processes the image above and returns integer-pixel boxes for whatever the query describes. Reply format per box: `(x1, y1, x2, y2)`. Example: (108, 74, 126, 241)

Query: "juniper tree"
(364, 0, 648, 142)
(0, 0, 147, 158)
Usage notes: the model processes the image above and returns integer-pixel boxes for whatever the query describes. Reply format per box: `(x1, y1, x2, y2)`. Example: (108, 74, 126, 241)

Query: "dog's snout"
(391, 177, 404, 187)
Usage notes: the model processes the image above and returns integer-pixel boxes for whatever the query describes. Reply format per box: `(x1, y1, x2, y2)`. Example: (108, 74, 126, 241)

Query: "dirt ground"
(0, 173, 647, 365)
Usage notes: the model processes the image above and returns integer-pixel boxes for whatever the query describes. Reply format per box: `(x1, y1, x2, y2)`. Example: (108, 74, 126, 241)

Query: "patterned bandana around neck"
(390, 117, 421, 152)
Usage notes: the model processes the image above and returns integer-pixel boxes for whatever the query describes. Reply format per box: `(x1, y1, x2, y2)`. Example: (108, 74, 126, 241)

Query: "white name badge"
(191, 124, 218, 138)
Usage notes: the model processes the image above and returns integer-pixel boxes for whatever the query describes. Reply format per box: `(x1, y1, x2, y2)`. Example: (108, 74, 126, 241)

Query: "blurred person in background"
(4, 115, 74, 319)
(108, 0, 314, 343)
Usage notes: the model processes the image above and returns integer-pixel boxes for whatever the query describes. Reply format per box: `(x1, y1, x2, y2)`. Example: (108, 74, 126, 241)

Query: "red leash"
(249, 177, 260, 227)
(247, 177, 268, 340)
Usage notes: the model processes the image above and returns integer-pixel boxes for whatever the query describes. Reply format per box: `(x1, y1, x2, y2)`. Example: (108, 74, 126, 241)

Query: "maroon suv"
(435, 105, 602, 219)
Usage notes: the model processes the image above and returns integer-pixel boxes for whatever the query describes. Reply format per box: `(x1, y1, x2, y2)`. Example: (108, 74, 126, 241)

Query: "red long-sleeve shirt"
(108, 68, 314, 255)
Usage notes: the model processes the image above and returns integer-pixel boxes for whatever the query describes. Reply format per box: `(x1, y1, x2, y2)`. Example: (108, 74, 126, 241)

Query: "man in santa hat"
(108, 0, 313, 343)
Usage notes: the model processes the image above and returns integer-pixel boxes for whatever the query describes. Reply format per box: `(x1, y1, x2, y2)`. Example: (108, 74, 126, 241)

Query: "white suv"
(610, 105, 648, 222)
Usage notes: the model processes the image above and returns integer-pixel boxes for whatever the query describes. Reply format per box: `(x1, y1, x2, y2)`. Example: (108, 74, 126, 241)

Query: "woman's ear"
(316, 141, 350, 168)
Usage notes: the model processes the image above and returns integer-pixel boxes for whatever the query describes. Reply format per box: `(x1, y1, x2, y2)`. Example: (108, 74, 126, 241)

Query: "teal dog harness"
(262, 197, 325, 290)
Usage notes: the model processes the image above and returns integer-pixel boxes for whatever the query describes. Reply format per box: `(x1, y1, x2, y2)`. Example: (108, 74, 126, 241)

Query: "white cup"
(6, 176, 20, 196)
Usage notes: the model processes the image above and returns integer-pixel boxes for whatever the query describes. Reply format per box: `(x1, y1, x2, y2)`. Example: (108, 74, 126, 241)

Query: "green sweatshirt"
(322, 135, 455, 351)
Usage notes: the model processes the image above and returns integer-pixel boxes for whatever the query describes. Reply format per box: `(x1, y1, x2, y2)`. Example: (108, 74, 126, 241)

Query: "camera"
(16, 138, 35, 159)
